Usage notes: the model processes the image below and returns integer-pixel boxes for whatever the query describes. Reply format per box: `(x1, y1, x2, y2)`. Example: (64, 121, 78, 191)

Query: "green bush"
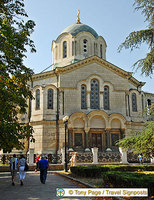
(101, 171, 154, 196)
(70, 164, 154, 177)
(70, 165, 103, 177)
(70, 165, 154, 197)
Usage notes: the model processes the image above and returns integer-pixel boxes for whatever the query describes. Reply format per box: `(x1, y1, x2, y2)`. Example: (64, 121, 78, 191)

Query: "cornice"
(32, 70, 55, 81)
(31, 56, 144, 87)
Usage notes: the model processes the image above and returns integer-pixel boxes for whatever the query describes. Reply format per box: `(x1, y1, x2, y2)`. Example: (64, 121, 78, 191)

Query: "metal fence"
(0, 154, 27, 165)
(98, 152, 121, 163)
(0, 152, 151, 165)
(127, 152, 150, 163)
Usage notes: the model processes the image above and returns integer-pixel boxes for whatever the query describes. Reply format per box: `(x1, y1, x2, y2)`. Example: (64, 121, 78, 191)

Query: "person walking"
(38, 155, 49, 184)
(10, 154, 18, 186)
(19, 154, 27, 186)
(138, 153, 143, 164)
(35, 154, 41, 172)
(70, 152, 78, 167)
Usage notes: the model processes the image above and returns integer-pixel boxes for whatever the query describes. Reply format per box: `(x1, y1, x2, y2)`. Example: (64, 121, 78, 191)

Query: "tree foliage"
(118, 0, 154, 76)
(0, 0, 36, 152)
(117, 120, 154, 160)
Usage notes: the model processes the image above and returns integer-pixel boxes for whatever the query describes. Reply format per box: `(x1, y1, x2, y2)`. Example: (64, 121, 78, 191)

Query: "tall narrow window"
(83, 39, 88, 57)
(100, 44, 103, 58)
(94, 43, 98, 55)
(63, 41, 67, 58)
(36, 89, 40, 110)
(104, 86, 109, 110)
(90, 79, 99, 109)
(48, 89, 53, 109)
(81, 85, 87, 109)
(147, 99, 151, 107)
(132, 93, 137, 112)
(75, 41, 77, 56)
(72, 41, 74, 56)
(147, 99, 151, 115)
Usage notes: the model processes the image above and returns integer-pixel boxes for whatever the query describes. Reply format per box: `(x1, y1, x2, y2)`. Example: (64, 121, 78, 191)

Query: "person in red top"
(35, 154, 41, 172)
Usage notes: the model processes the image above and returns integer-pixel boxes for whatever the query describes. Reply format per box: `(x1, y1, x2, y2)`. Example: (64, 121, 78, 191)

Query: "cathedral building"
(21, 13, 154, 162)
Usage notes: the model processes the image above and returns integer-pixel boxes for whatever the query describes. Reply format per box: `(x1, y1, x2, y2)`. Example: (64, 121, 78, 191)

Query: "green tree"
(0, 0, 36, 152)
(118, 0, 154, 76)
(117, 105, 154, 159)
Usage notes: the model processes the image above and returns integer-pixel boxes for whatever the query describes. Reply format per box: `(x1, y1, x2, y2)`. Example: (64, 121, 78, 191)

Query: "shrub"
(70, 164, 154, 177)
(101, 171, 154, 196)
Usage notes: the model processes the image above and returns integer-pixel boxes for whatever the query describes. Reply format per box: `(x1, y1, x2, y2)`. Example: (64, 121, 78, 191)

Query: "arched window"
(90, 79, 99, 109)
(48, 89, 53, 109)
(147, 99, 151, 107)
(104, 86, 109, 110)
(63, 41, 67, 58)
(36, 89, 40, 110)
(132, 93, 137, 112)
(100, 44, 103, 58)
(81, 85, 87, 109)
(83, 39, 88, 57)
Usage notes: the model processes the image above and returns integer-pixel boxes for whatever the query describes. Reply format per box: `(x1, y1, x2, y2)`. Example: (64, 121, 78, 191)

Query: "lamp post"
(63, 116, 69, 172)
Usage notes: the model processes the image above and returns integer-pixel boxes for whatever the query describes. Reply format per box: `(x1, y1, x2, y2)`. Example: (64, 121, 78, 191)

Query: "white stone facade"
(20, 20, 154, 159)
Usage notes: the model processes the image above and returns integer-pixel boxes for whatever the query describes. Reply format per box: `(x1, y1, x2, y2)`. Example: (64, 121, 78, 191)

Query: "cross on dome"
(77, 9, 81, 24)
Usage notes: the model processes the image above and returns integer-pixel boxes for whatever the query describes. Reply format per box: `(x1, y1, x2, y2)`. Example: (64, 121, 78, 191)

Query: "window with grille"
(81, 85, 87, 109)
(111, 133, 119, 146)
(132, 93, 137, 112)
(36, 89, 40, 110)
(90, 79, 99, 109)
(48, 89, 53, 109)
(63, 41, 67, 58)
(74, 133, 82, 147)
(104, 86, 109, 110)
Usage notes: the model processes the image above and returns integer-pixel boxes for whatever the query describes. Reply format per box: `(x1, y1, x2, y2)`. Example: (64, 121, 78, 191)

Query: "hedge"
(70, 164, 154, 177)
(101, 171, 154, 196)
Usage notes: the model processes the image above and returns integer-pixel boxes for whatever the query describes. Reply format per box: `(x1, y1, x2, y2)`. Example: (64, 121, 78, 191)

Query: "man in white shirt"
(10, 154, 18, 186)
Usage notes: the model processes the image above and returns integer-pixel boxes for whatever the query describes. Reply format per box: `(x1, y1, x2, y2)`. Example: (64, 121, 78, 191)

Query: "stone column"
(92, 147, 98, 164)
(150, 157, 154, 164)
(119, 147, 128, 164)
(68, 129, 74, 152)
(85, 128, 90, 152)
(87, 91, 90, 109)
(125, 93, 129, 116)
(100, 91, 104, 109)
(105, 129, 112, 151)
(28, 148, 34, 165)
(61, 148, 65, 164)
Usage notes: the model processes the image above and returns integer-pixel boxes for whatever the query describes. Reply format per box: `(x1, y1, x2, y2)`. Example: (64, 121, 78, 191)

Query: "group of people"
(10, 154, 27, 186)
(10, 154, 48, 186)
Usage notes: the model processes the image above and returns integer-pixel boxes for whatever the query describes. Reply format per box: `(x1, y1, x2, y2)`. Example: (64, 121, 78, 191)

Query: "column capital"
(84, 128, 90, 133)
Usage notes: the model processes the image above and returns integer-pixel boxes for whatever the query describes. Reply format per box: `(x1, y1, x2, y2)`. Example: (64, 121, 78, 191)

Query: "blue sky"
(24, 0, 153, 93)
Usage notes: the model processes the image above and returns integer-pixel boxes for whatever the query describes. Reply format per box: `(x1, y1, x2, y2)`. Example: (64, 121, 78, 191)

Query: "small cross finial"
(77, 9, 81, 24)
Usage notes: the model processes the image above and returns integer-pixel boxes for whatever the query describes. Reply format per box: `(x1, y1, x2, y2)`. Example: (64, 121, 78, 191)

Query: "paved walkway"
(0, 172, 93, 200)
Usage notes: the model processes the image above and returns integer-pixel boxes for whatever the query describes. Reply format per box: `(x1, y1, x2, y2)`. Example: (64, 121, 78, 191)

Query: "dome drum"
(52, 22, 107, 67)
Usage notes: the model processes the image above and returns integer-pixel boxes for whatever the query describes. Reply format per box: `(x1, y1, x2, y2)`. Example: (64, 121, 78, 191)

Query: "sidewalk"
(0, 171, 93, 200)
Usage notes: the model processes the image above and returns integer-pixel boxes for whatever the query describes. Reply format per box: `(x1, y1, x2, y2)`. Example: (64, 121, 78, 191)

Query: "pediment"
(32, 56, 145, 88)
(56, 56, 145, 87)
